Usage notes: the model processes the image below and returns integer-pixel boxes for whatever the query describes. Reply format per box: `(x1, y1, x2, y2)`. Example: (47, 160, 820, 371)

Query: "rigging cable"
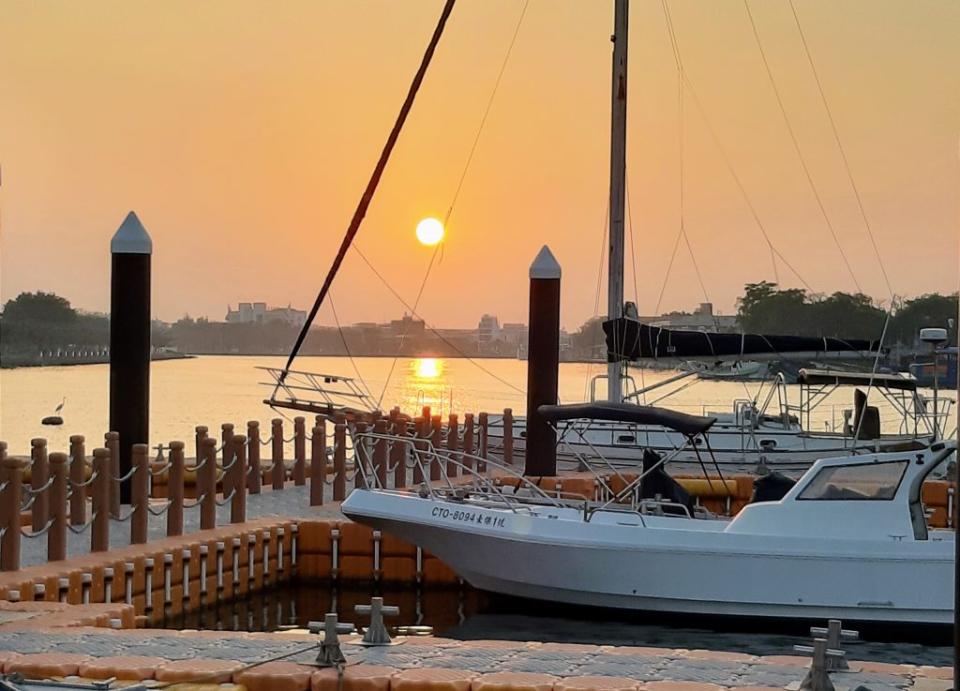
(658, 0, 720, 332)
(742, 0, 862, 293)
(279, 0, 458, 384)
(351, 243, 525, 395)
(662, 0, 810, 292)
(374, 0, 532, 407)
(787, 0, 894, 300)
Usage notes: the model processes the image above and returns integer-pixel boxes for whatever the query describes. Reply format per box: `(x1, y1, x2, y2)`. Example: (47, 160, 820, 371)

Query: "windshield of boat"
(797, 460, 908, 501)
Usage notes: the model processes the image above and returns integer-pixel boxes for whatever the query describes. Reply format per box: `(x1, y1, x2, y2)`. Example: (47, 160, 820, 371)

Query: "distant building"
(478, 314, 501, 343)
(388, 314, 425, 337)
(226, 302, 307, 327)
(500, 322, 528, 346)
(640, 302, 739, 333)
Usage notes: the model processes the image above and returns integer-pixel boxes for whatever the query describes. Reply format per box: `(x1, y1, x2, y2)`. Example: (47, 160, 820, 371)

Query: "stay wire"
(787, 0, 894, 300)
(373, 0, 531, 406)
(659, 0, 717, 330)
(662, 0, 807, 291)
(279, 0, 458, 382)
(742, 0, 862, 293)
(351, 244, 525, 395)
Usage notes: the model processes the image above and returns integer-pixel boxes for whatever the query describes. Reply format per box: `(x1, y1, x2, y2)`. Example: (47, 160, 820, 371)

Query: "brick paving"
(0, 625, 943, 689)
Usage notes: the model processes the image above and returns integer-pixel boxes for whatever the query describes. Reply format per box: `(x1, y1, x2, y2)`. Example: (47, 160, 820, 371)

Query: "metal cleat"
(795, 638, 845, 691)
(355, 596, 400, 646)
(315, 613, 347, 668)
(809, 619, 858, 671)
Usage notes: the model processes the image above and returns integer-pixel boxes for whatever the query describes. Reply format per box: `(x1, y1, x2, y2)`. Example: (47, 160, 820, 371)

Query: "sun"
(415, 217, 445, 246)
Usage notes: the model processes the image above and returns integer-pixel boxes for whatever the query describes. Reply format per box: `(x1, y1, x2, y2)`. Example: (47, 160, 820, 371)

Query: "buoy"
(42, 416, 64, 426)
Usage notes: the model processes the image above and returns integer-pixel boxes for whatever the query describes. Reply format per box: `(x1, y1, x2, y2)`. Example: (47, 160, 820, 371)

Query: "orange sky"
(1, 0, 957, 330)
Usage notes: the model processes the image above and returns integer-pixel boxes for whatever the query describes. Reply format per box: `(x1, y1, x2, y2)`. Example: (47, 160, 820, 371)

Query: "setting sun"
(415, 217, 445, 246)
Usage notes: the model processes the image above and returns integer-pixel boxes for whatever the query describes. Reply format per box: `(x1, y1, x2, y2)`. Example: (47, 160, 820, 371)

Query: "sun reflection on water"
(413, 357, 442, 380)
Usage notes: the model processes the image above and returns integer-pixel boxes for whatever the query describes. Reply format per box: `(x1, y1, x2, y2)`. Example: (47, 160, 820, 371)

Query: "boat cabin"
(726, 441, 956, 541)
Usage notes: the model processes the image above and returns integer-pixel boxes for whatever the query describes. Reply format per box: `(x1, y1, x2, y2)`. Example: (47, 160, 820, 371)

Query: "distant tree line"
(736, 282, 958, 346)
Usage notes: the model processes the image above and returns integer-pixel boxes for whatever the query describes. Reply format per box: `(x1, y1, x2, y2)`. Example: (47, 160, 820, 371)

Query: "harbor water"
(0, 354, 931, 454)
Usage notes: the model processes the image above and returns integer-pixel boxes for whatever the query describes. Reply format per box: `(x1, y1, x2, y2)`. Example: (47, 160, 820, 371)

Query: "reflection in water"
(405, 357, 454, 417)
(160, 582, 481, 634)
(413, 357, 442, 380)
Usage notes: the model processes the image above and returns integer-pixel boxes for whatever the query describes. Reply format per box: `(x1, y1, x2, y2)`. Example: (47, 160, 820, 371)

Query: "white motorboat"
(342, 403, 957, 625)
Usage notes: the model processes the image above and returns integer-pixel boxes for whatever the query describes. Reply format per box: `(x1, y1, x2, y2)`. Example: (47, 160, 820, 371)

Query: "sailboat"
(342, 0, 958, 625)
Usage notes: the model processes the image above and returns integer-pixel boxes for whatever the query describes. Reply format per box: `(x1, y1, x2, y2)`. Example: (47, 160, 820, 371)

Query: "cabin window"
(797, 460, 908, 501)
(617, 435, 636, 444)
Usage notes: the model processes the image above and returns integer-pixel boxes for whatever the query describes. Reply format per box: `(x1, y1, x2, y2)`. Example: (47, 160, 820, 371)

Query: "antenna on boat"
(275, 0, 458, 388)
(607, 0, 629, 404)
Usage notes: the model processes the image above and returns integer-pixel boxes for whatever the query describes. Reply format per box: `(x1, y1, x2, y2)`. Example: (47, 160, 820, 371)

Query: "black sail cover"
(603, 318, 883, 362)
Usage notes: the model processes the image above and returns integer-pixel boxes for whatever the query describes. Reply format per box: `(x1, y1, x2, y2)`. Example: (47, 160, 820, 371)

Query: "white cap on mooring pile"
(529, 244, 561, 279)
(111, 211, 153, 255)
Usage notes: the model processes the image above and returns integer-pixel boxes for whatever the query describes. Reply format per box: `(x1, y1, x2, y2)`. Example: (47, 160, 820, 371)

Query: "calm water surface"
(0, 355, 928, 455)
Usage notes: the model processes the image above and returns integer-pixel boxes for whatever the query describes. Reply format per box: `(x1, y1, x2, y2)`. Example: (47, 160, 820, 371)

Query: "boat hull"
(485, 416, 929, 471)
(342, 490, 953, 625)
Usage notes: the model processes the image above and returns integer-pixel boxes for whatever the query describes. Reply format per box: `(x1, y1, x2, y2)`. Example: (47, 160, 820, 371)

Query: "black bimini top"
(797, 368, 917, 392)
(537, 402, 716, 436)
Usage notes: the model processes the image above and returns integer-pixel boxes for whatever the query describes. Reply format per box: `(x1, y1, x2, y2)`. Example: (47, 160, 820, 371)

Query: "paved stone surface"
(0, 626, 945, 687)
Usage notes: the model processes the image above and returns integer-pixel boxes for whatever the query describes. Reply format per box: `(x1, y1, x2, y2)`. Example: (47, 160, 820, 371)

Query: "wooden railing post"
(392, 420, 407, 489)
(91, 448, 111, 552)
(333, 421, 347, 501)
(293, 417, 307, 486)
(231, 434, 246, 524)
(446, 414, 459, 478)
(200, 437, 217, 530)
(31, 438, 49, 532)
(411, 417, 425, 486)
(47, 452, 68, 562)
(130, 444, 149, 544)
(463, 413, 475, 471)
(105, 431, 120, 517)
(503, 408, 514, 465)
(247, 421, 261, 494)
(430, 415, 442, 481)
(167, 441, 184, 537)
(194, 425, 208, 469)
(478, 412, 489, 473)
(221, 423, 235, 497)
(69, 435, 86, 526)
(374, 419, 388, 488)
(271, 418, 285, 490)
(0, 447, 23, 572)
(354, 421, 368, 490)
(310, 422, 325, 506)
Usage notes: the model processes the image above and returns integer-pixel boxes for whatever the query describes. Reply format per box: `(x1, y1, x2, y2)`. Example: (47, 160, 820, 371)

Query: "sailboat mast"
(607, 0, 629, 403)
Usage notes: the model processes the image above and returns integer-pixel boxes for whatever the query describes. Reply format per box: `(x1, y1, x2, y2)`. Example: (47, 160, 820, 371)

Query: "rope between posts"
(23, 476, 55, 495)
(216, 455, 239, 472)
(186, 456, 208, 472)
(182, 494, 205, 509)
(260, 437, 273, 446)
(21, 517, 55, 538)
(150, 461, 172, 476)
(20, 494, 36, 511)
(215, 488, 237, 506)
(67, 515, 96, 534)
(111, 506, 136, 523)
(0, 481, 8, 494)
(147, 501, 172, 516)
(70, 470, 100, 488)
(112, 466, 138, 483)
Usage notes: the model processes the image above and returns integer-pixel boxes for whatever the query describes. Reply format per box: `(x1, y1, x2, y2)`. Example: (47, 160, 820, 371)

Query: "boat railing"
(259, 366, 376, 417)
(350, 431, 570, 513)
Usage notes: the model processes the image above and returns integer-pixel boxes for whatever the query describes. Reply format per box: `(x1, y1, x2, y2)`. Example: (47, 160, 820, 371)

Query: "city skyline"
(1, 1, 957, 330)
